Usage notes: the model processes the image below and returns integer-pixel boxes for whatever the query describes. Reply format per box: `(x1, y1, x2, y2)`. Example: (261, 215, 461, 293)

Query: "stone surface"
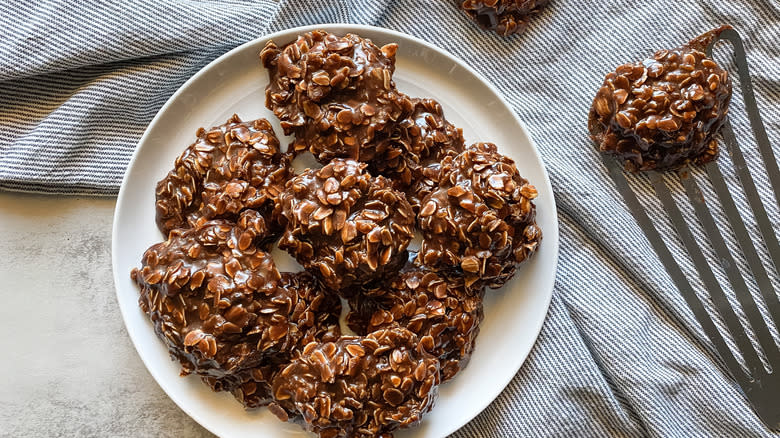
(0, 192, 213, 437)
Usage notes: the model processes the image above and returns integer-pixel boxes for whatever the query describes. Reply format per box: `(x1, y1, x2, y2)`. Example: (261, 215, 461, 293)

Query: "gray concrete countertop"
(0, 192, 211, 437)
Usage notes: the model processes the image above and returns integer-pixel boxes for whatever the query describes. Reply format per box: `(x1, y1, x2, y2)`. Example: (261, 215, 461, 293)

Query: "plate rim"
(112, 22, 559, 438)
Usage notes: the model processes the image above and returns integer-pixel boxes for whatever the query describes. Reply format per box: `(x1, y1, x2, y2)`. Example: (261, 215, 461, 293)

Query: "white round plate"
(112, 24, 559, 438)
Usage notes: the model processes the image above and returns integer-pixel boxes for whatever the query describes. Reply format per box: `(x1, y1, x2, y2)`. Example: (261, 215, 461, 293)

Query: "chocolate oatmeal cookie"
(416, 142, 542, 289)
(276, 159, 415, 291)
(228, 271, 342, 409)
(132, 211, 340, 397)
(271, 327, 440, 438)
(261, 30, 412, 164)
(588, 26, 733, 172)
(371, 97, 464, 191)
(460, 0, 550, 36)
(347, 269, 484, 381)
(155, 115, 292, 236)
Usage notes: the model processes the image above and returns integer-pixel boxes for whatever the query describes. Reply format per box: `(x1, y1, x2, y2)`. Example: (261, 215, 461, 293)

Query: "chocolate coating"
(460, 0, 550, 36)
(347, 269, 484, 381)
(416, 142, 542, 289)
(276, 159, 415, 291)
(271, 327, 440, 438)
(132, 212, 341, 396)
(261, 30, 410, 163)
(588, 26, 733, 172)
(155, 114, 292, 236)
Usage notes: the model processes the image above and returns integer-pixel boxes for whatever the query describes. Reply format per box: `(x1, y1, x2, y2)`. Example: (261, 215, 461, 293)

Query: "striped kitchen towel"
(1, 0, 779, 436)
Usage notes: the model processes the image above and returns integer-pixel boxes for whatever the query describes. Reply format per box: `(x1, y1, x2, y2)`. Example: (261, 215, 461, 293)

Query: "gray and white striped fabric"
(2, 0, 779, 436)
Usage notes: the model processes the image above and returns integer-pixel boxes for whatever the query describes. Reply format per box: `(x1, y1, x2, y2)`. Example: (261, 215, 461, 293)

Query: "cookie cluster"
(133, 31, 542, 438)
